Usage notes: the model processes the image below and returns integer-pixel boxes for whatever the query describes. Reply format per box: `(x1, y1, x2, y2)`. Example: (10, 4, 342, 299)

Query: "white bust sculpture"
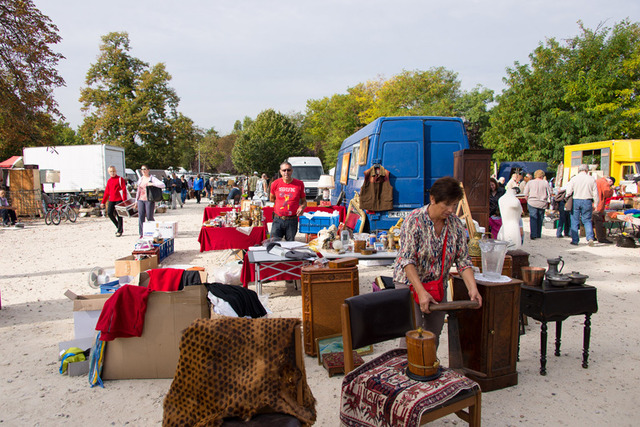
(497, 188, 523, 249)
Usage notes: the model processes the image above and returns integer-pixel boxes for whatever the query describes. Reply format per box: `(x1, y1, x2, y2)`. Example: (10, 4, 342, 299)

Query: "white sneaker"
(587, 239, 594, 247)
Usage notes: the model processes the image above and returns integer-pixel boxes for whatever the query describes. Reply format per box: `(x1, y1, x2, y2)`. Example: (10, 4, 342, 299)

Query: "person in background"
(505, 173, 521, 194)
(497, 176, 506, 188)
(523, 170, 551, 240)
(193, 174, 204, 204)
(205, 177, 212, 200)
(227, 181, 241, 205)
(254, 173, 269, 201)
(565, 164, 598, 246)
(270, 161, 306, 241)
(488, 177, 505, 239)
(188, 176, 194, 200)
(392, 176, 482, 348)
(552, 187, 571, 238)
(519, 173, 532, 193)
(170, 173, 183, 209)
(593, 176, 615, 244)
(100, 166, 128, 237)
(248, 171, 259, 199)
(180, 175, 188, 205)
(0, 189, 17, 226)
(135, 166, 165, 238)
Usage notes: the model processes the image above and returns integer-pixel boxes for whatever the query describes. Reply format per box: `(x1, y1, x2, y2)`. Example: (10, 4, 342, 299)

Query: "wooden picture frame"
(340, 153, 350, 185)
(241, 199, 252, 211)
(358, 137, 368, 165)
(315, 333, 373, 364)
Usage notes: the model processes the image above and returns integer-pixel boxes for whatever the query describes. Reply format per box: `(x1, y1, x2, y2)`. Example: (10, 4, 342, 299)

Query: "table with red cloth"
(202, 205, 346, 224)
(198, 226, 266, 252)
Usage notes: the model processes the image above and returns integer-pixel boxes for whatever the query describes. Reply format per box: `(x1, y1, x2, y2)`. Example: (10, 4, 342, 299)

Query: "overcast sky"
(35, 0, 640, 136)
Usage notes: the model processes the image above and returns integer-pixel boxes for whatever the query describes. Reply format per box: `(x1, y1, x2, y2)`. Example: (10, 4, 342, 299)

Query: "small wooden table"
(519, 282, 598, 375)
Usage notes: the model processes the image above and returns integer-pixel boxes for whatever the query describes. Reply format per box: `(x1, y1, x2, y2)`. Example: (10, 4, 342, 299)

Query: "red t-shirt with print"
(270, 178, 305, 217)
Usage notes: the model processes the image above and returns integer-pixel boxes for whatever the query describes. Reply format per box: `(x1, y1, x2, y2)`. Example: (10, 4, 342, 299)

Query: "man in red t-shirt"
(101, 166, 128, 237)
(270, 161, 306, 241)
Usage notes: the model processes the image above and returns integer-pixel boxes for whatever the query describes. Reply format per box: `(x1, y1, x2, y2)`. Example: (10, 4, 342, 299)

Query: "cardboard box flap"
(65, 289, 111, 311)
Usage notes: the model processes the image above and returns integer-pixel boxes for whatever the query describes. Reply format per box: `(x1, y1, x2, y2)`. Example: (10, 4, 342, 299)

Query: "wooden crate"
(8, 169, 42, 217)
(301, 265, 359, 356)
(470, 255, 513, 277)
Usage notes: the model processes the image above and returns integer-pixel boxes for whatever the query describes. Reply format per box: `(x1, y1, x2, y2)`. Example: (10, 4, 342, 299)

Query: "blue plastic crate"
(154, 238, 174, 262)
(299, 214, 340, 234)
(100, 280, 121, 294)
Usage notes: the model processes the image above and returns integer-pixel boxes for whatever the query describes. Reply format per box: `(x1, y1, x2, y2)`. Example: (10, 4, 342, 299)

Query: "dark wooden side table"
(519, 282, 598, 375)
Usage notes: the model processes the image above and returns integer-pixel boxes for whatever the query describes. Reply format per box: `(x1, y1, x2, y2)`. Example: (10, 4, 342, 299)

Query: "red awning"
(0, 156, 22, 168)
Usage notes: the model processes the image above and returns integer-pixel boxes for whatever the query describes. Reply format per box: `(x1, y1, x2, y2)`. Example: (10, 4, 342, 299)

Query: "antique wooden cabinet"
(452, 274, 521, 391)
(301, 265, 359, 356)
(453, 149, 493, 229)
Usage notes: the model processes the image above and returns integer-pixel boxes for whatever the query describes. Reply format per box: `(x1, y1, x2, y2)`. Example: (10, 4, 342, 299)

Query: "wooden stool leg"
(555, 321, 562, 357)
(540, 321, 548, 376)
(469, 390, 482, 427)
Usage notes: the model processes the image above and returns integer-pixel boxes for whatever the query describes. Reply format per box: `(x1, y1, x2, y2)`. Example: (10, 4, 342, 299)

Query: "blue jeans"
(556, 201, 571, 237)
(528, 205, 545, 239)
(271, 216, 299, 241)
(570, 199, 595, 243)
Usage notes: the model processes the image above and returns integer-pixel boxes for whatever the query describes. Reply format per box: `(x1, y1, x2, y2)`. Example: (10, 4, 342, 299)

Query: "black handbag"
(146, 185, 164, 202)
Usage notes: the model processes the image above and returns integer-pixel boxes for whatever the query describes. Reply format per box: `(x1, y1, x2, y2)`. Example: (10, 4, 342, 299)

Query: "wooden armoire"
(453, 149, 493, 229)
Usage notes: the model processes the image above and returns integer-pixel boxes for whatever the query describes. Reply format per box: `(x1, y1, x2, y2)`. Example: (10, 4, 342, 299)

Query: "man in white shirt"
(565, 164, 598, 246)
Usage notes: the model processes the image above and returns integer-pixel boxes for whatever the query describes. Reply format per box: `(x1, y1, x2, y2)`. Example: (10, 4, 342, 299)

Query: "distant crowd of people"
(488, 166, 617, 246)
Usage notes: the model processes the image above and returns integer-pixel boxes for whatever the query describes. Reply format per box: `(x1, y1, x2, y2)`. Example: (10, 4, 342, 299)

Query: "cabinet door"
(486, 284, 520, 377)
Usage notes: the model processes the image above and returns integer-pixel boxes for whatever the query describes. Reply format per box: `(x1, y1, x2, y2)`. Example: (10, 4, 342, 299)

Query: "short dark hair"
(429, 176, 463, 204)
(280, 161, 292, 169)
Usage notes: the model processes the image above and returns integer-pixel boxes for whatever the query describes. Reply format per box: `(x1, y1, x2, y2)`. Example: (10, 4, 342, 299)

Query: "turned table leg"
(540, 321, 548, 376)
(582, 314, 592, 369)
(555, 321, 562, 357)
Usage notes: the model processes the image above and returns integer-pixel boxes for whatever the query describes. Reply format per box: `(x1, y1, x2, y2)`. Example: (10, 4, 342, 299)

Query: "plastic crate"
(100, 280, 121, 294)
(299, 214, 340, 234)
(132, 238, 174, 262)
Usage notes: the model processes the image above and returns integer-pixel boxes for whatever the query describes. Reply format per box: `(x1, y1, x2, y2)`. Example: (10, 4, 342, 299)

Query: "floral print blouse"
(392, 205, 473, 285)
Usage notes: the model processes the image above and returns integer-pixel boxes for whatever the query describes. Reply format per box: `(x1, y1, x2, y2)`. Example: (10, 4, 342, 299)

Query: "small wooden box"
(322, 351, 364, 377)
(327, 257, 358, 269)
(301, 266, 359, 356)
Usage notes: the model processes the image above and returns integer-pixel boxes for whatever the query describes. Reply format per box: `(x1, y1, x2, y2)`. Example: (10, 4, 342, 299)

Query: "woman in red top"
(101, 166, 128, 237)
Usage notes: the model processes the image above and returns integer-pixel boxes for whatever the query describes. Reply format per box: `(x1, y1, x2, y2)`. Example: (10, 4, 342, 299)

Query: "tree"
(231, 109, 304, 176)
(78, 32, 191, 169)
(484, 20, 640, 165)
(454, 86, 494, 148)
(0, 0, 65, 160)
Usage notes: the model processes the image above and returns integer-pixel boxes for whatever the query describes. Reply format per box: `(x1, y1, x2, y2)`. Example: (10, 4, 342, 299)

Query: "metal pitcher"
(546, 256, 564, 278)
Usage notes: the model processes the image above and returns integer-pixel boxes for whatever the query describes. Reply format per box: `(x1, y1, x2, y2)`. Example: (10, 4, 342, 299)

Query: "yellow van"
(562, 140, 640, 184)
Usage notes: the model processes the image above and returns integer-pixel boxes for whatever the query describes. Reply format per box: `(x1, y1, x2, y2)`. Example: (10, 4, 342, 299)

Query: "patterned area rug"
(340, 348, 478, 427)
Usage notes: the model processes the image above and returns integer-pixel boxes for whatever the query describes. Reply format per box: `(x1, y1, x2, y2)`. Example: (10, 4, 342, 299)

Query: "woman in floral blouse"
(392, 176, 482, 346)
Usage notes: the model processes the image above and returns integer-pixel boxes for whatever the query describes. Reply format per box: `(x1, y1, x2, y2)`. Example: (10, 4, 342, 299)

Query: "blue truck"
(331, 116, 470, 231)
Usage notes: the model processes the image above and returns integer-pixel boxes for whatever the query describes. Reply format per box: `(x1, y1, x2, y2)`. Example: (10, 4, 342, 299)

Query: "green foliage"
(231, 109, 304, 176)
(303, 69, 492, 168)
(485, 20, 640, 165)
(78, 32, 193, 169)
(0, 0, 65, 159)
(52, 121, 81, 145)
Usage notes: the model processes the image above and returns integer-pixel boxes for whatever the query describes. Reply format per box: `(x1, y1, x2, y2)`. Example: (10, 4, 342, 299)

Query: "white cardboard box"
(142, 221, 178, 239)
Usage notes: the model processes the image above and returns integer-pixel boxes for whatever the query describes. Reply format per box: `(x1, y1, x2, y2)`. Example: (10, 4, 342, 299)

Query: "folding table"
(245, 250, 314, 295)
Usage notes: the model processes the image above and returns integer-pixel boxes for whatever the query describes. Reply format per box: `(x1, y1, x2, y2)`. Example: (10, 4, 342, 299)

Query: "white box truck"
(286, 156, 324, 200)
(23, 144, 126, 194)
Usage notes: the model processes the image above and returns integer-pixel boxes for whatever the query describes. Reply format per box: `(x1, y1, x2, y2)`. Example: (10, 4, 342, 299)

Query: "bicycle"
(44, 196, 78, 225)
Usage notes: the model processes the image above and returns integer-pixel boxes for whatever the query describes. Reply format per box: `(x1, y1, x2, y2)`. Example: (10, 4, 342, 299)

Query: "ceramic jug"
(546, 256, 564, 278)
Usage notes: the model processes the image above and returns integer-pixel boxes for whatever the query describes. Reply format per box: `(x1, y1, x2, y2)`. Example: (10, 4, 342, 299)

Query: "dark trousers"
(593, 210, 608, 242)
(137, 200, 155, 237)
(107, 201, 123, 233)
(271, 216, 298, 241)
(528, 205, 545, 239)
(195, 190, 201, 204)
(556, 201, 571, 237)
(395, 282, 447, 349)
(1, 208, 16, 225)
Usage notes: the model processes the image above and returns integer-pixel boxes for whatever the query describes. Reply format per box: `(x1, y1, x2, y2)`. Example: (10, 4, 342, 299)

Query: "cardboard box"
(142, 221, 178, 239)
(65, 290, 111, 339)
(101, 284, 209, 380)
(114, 254, 158, 277)
(58, 336, 95, 376)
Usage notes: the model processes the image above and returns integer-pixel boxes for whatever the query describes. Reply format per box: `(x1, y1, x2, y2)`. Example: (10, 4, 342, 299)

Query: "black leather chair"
(341, 289, 482, 426)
